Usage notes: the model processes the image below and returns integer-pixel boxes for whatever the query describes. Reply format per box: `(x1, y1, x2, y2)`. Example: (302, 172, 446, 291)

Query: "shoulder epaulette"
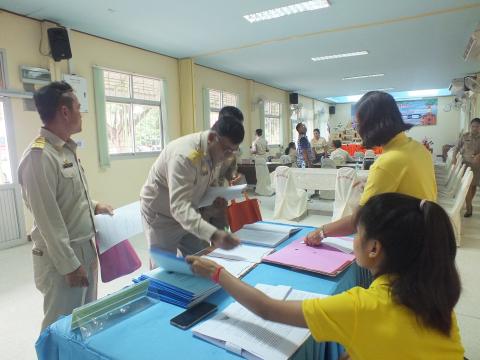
(187, 149, 204, 164)
(31, 136, 46, 150)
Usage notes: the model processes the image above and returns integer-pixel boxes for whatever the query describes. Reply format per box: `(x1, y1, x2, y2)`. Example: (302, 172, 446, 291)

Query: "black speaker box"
(289, 93, 299, 105)
(329, 106, 336, 115)
(47, 27, 72, 62)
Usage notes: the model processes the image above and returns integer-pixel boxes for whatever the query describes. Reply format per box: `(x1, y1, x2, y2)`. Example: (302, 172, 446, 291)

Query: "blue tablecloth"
(36, 226, 360, 360)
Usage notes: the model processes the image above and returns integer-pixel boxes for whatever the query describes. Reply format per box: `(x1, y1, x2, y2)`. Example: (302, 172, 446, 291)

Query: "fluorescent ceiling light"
(312, 51, 368, 61)
(342, 73, 384, 80)
(407, 89, 439, 97)
(244, 0, 330, 23)
(346, 95, 363, 102)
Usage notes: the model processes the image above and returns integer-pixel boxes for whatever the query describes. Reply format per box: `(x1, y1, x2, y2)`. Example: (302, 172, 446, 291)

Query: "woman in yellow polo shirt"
(187, 193, 464, 359)
(306, 91, 437, 245)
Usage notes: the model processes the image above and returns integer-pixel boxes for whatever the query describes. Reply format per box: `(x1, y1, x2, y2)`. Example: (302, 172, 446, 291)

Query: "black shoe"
(464, 211, 473, 218)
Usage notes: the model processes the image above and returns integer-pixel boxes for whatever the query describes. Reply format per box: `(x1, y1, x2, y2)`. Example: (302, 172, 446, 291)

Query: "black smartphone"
(170, 302, 217, 330)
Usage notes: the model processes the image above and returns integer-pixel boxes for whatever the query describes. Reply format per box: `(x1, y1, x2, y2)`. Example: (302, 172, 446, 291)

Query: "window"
(208, 89, 238, 128)
(264, 101, 282, 145)
(103, 70, 164, 155)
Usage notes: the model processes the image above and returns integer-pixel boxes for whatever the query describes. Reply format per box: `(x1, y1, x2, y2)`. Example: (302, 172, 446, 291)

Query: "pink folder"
(262, 238, 355, 276)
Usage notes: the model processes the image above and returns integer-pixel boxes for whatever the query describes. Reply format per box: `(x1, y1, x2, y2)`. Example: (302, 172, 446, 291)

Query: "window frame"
(263, 100, 282, 146)
(103, 69, 165, 158)
(206, 88, 239, 129)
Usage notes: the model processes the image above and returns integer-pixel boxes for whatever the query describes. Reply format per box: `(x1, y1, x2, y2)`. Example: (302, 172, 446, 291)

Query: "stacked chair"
(436, 149, 473, 246)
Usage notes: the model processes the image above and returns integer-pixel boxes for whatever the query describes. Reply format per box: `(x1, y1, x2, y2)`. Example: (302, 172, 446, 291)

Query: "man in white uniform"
(251, 129, 269, 156)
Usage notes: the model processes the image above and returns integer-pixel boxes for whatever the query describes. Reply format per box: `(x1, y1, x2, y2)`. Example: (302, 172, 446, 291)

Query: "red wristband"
(211, 266, 224, 284)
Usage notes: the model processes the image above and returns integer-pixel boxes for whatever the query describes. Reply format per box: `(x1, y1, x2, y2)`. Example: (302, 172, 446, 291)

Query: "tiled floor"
(0, 191, 479, 359)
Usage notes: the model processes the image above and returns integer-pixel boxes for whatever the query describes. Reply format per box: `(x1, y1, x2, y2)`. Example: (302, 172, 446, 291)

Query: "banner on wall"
(351, 98, 438, 127)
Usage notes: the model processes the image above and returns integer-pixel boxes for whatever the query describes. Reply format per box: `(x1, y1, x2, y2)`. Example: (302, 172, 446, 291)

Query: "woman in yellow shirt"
(305, 91, 437, 245)
(187, 193, 464, 360)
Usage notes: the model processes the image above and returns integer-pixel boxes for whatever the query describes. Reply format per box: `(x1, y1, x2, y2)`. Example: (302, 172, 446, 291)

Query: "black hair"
(219, 106, 244, 122)
(256, 129, 263, 136)
(212, 115, 245, 145)
(313, 128, 320, 133)
(295, 122, 303, 132)
(33, 81, 74, 124)
(284, 141, 296, 155)
(355, 91, 412, 148)
(332, 140, 342, 148)
(471, 117, 480, 125)
(355, 193, 461, 336)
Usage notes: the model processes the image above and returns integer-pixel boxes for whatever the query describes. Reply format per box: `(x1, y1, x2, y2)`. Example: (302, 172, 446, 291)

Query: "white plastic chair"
(441, 168, 473, 246)
(332, 168, 366, 221)
(438, 164, 465, 198)
(273, 166, 308, 220)
(254, 156, 274, 196)
(321, 158, 337, 169)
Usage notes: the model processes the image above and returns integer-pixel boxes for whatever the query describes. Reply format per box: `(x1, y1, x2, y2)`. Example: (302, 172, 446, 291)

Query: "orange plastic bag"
(227, 193, 262, 232)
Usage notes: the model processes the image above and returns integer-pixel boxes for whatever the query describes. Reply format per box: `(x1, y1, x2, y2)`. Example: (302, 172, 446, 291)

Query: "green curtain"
(92, 67, 110, 168)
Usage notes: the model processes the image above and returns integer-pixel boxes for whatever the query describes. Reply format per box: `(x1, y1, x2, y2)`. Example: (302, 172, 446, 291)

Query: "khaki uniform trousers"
(33, 240, 98, 331)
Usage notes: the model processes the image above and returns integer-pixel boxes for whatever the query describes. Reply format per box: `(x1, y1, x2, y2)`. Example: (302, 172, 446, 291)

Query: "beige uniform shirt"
(311, 137, 327, 155)
(458, 132, 480, 163)
(140, 131, 218, 241)
(252, 137, 268, 156)
(18, 128, 97, 275)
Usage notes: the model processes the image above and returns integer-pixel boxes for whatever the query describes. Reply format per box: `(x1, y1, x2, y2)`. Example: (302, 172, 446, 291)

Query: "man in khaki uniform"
(454, 117, 480, 217)
(140, 115, 244, 257)
(200, 107, 245, 229)
(18, 81, 113, 331)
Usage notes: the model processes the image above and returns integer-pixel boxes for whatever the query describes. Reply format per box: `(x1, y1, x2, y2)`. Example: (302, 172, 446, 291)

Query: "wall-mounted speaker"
(289, 92, 299, 105)
(47, 27, 72, 62)
(329, 106, 336, 115)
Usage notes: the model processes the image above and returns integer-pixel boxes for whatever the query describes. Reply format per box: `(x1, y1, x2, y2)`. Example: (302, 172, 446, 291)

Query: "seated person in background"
(187, 193, 464, 360)
(283, 142, 297, 165)
(251, 128, 269, 156)
(311, 128, 328, 163)
(330, 140, 354, 164)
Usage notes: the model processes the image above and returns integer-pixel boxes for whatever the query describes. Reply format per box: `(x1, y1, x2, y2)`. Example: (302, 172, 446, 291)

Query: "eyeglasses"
(216, 135, 239, 154)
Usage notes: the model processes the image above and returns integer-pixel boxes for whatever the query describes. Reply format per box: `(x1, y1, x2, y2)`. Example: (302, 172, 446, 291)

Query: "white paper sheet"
(198, 184, 247, 208)
(203, 256, 255, 278)
(193, 284, 327, 360)
(234, 228, 287, 248)
(207, 245, 274, 263)
(322, 237, 354, 254)
(243, 222, 301, 234)
(94, 201, 143, 254)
